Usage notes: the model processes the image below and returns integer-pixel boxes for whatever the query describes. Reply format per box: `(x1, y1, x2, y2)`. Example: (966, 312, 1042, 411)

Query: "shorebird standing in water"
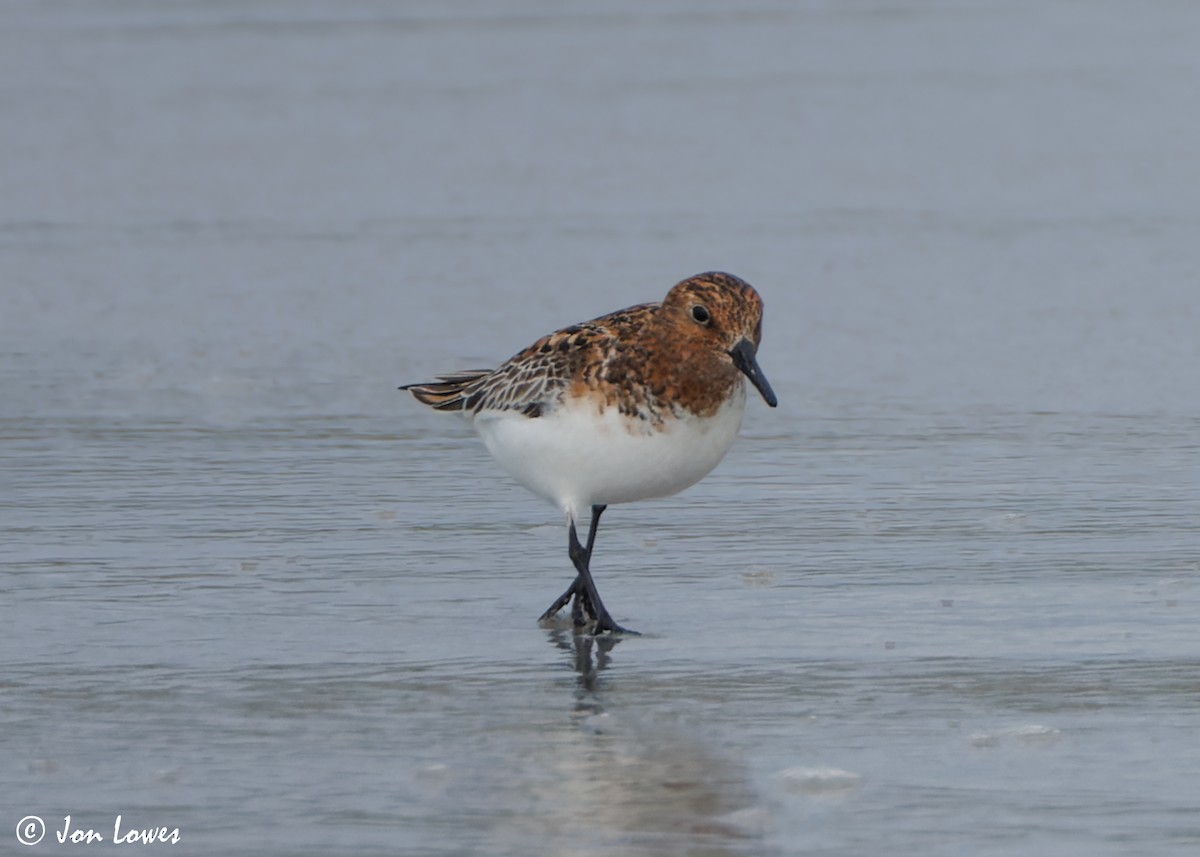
(401, 271, 777, 634)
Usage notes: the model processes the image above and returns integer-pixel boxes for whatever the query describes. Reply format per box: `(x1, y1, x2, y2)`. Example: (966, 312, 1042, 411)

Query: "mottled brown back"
(401, 271, 765, 423)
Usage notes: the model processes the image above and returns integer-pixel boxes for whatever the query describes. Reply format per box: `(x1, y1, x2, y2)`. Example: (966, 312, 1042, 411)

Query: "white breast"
(472, 385, 747, 519)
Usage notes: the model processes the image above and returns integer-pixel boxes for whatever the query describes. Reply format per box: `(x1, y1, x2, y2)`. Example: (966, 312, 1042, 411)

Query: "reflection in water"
(514, 631, 773, 856)
(547, 627, 621, 697)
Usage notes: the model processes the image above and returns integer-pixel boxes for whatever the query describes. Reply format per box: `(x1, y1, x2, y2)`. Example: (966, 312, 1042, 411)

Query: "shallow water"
(3, 2, 1200, 855)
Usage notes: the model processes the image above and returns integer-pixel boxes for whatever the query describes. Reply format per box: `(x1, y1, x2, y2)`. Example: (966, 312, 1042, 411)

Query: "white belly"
(472, 388, 747, 519)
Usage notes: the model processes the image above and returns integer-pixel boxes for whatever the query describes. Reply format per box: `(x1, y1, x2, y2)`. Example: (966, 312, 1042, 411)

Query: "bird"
(400, 271, 777, 634)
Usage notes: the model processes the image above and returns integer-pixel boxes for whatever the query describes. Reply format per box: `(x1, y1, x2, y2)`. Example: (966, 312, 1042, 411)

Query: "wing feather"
(400, 302, 659, 417)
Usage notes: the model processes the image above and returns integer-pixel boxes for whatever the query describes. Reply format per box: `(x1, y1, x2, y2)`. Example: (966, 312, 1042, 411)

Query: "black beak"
(729, 339, 778, 407)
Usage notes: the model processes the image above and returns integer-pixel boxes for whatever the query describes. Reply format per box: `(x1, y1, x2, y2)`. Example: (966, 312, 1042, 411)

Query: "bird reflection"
(531, 628, 767, 854)
(546, 627, 621, 695)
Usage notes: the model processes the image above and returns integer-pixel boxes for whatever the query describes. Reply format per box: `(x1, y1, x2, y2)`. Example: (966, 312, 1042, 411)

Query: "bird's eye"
(691, 305, 711, 325)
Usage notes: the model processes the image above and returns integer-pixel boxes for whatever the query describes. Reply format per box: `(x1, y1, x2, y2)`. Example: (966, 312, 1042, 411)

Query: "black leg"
(571, 584, 591, 626)
(539, 505, 605, 622)
(565, 514, 635, 636)
(573, 504, 604, 620)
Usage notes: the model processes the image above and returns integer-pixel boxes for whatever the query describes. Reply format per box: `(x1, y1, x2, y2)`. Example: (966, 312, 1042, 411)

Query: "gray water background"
(2, 1, 1199, 855)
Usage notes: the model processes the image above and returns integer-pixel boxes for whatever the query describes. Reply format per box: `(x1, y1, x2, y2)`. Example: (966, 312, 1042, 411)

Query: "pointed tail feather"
(400, 370, 492, 412)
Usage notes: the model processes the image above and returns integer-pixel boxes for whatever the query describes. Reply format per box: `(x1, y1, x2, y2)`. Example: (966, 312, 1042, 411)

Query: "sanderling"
(401, 271, 777, 634)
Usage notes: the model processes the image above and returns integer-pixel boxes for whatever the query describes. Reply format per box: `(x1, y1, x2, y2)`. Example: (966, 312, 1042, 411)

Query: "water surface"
(3, 2, 1199, 855)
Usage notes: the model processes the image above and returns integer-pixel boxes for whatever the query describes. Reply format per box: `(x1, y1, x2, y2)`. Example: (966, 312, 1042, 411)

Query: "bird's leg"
(570, 580, 592, 626)
(565, 513, 636, 636)
(539, 505, 604, 622)
(574, 504, 605, 620)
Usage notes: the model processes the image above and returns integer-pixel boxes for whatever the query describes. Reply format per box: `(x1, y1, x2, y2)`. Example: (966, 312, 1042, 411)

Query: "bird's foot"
(538, 579, 583, 623)
(590, 614, 640, 636)
(537, 601, 570, 623)
(539, 602, 637, 636)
